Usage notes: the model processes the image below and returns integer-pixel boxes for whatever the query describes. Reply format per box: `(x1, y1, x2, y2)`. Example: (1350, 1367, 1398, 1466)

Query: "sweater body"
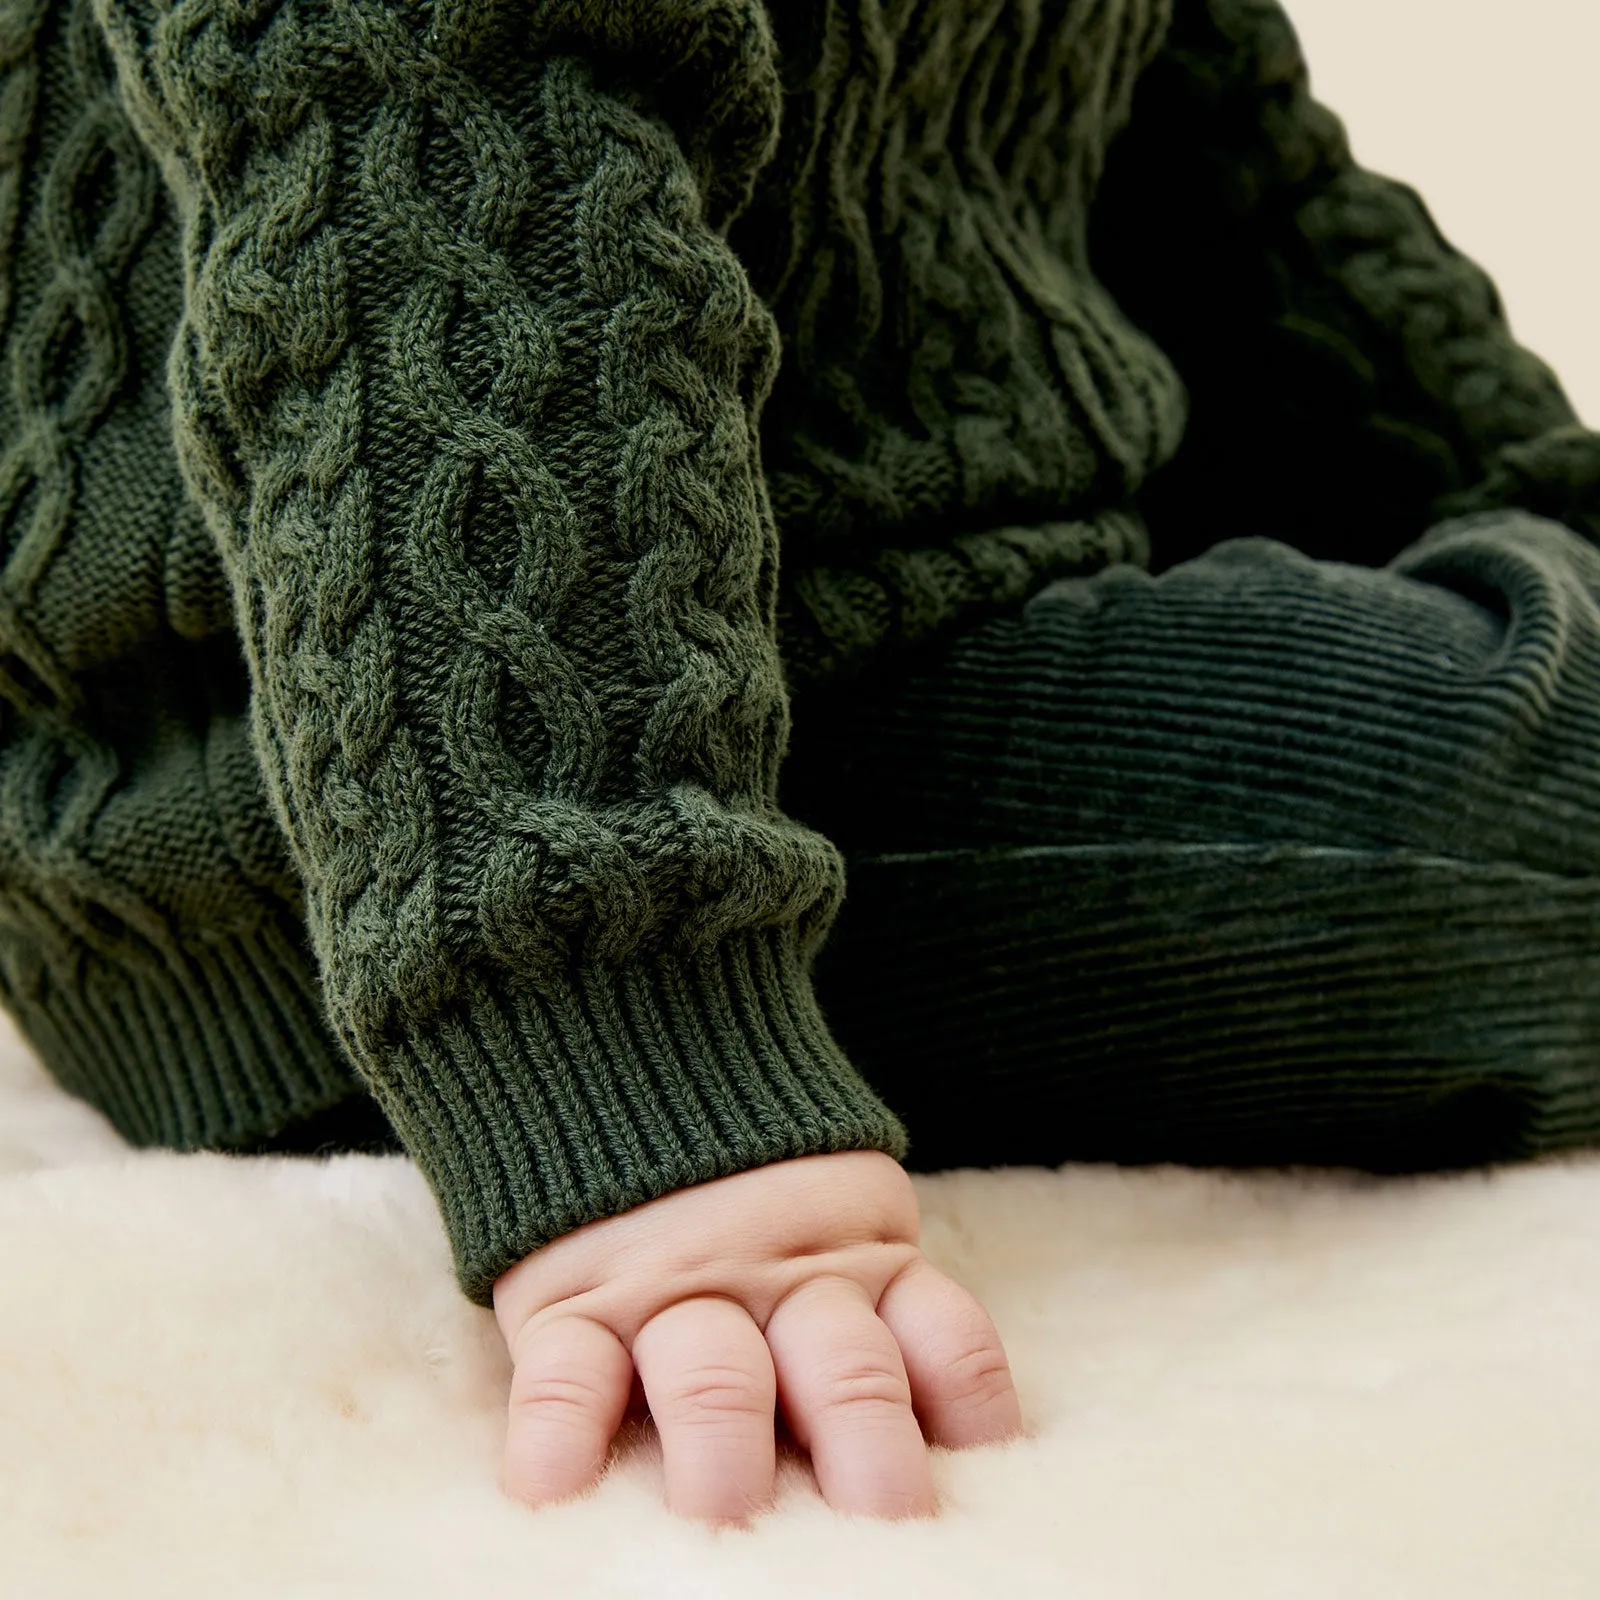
(0, 0, 1595, 1299)
(744, 0, 1184, 682)
(22, 0, 1184, 696)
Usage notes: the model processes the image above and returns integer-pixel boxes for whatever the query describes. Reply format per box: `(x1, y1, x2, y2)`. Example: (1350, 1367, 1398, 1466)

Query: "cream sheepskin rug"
(5, 1007, 1600, 1599)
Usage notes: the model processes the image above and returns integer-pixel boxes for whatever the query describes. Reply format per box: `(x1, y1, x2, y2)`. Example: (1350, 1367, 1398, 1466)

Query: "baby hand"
(492, 1150, 1022, 1523)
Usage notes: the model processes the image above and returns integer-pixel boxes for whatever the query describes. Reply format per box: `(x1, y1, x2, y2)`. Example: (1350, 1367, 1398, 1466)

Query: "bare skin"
(492, 1149, 1025, 1524)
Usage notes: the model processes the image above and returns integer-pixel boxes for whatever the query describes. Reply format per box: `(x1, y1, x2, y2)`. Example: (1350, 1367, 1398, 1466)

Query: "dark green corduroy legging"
(781, 510, 1600, 1175)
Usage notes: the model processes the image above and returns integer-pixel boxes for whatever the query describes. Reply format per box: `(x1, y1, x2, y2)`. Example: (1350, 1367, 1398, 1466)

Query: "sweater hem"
(0, 898, 362, 1149)
(367, 924, 910, 1305)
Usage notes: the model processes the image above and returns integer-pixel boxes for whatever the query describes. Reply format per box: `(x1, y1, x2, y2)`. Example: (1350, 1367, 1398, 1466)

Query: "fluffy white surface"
(6, 1009, 1600, 1599)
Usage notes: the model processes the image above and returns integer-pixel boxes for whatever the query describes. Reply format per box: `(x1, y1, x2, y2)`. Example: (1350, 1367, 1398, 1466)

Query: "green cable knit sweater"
(0, 0, 1595, 1301)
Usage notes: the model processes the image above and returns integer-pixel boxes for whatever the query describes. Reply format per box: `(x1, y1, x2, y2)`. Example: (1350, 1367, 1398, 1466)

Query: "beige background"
(1287, 0, 1600, 423)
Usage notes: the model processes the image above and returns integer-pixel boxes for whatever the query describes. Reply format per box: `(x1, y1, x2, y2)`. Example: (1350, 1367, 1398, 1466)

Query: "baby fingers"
(876, 1258, 1023, 1449)
(632, 1296, 778, 1524)
(503, 1314, 633, 1508)
(765, 1276, 936, 1520)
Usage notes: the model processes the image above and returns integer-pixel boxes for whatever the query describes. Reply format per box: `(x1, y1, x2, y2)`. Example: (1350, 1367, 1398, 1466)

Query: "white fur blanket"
(6, 1008, 1600, 1599)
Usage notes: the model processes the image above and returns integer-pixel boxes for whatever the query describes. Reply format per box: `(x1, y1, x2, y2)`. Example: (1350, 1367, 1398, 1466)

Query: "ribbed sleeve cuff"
(368, 926, 910, 1304)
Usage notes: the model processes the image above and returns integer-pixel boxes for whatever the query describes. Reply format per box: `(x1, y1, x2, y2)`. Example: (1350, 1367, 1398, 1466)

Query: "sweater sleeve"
(1089, 0, 1600, 573)
(90, 0, 907, 1303)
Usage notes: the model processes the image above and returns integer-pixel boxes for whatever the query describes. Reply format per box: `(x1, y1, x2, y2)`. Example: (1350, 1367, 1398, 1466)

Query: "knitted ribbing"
(0, 0, 363, 1144)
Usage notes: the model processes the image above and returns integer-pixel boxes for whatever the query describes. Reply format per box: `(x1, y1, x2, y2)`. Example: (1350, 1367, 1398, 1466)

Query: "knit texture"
(738, 0, 1186, 682)
(1089, 0, 1600, 570)
(89, 0, 919, 1300)
(0, 0, 1597, 1299)
(0, 0, 363, 1147)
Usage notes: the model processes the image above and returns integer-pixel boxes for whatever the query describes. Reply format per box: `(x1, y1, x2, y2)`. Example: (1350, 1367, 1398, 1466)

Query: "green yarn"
(0, 0, 1594, 1299)
(1090, 0, 1598, 570)
(739, 0, 1189, 682)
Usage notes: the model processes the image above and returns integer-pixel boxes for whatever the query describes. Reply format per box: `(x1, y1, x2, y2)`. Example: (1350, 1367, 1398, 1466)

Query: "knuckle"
(815, 1360, 912, 1420)
(659, 1363, 772, 1426)
(941, 1342, 1014, 1407)
(511, 1370, 611, 1427)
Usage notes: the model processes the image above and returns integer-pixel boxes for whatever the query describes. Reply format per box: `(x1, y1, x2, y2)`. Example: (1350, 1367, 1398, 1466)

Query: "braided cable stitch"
(731, 0, 1187, 681)
(0, 0, 373, 1161)
(744, 0, 1187, 535)
(38, 0, 1600, 1290)
(0, 0, 162, 934)
(94, 0, 850, 1043)
(0, 0, 152, 729)
(1087, 0, 1600, 572)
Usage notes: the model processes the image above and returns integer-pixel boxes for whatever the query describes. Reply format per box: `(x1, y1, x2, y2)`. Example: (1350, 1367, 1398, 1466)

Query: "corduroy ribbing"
(814, 842, 1600, 1174)
(782, 509, 1600, 1178)
(789, 517, 1600, 878)
(0, 901, 360, 1148)
(366, 925, 908, 1304)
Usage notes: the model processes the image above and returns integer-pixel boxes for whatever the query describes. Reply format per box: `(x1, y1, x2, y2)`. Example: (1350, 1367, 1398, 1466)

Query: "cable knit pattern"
(0, 0, 362, 1152)
(101, 0, 850, 1012)
(1, 0, 1598, 1299)
(741, 0, 1188, 682)
(1091, 0, 1600, 569)
(0, 0, 149, 721)
(0, 0, 125, 943)
(93, 0, 911, 1297)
